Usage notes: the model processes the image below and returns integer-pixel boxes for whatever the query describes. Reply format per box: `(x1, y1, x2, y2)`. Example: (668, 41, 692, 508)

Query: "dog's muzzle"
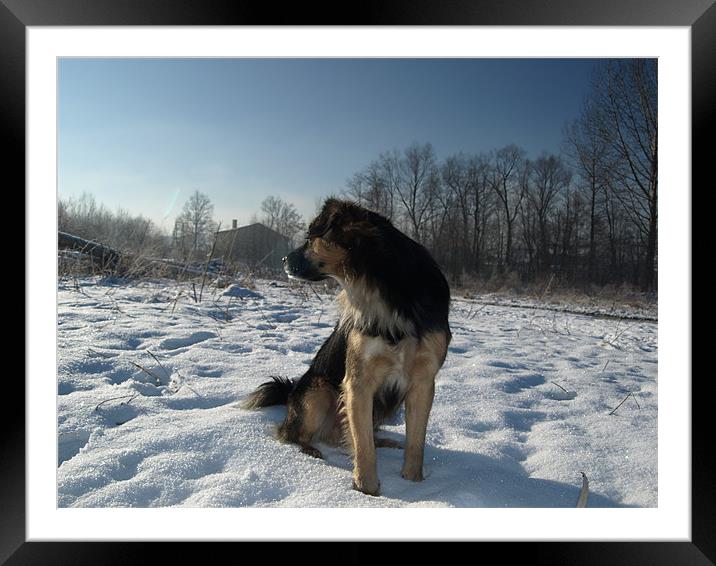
(283, 247, 326, 282)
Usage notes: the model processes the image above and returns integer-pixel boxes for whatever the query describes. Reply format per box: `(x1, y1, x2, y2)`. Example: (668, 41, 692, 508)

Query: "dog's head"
(283, 198, 383, 282)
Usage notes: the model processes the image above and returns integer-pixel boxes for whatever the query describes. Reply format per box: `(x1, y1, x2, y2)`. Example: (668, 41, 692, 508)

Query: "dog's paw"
(352, 478, 380, 496)
(400, 466, 424, 482)
(299, 443, 324, 459)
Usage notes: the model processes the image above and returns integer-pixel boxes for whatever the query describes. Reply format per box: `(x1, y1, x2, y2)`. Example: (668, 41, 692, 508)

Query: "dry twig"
(129, 361, 162, 386)
(95, 393, 139, 412)
(576, 472, 589, 508)
(609, 391, 640, 415)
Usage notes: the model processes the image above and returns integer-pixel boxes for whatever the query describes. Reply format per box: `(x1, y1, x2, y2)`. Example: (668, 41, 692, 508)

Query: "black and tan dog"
(242, 198, 451, 496)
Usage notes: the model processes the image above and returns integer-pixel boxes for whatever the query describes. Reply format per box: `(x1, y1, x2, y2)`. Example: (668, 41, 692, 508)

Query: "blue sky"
(58, 58, 602, 232)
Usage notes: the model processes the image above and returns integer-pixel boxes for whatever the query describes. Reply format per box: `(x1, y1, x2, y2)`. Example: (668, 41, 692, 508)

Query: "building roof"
(217, 222, 287, 240)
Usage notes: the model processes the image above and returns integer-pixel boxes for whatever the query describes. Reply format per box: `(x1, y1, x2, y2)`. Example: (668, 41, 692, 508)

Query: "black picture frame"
(6, 1, 707, 564)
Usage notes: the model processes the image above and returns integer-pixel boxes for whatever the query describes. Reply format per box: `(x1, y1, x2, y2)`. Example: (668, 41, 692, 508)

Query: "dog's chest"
(360, 335, 417, 392)
(338, 287, 415, 340)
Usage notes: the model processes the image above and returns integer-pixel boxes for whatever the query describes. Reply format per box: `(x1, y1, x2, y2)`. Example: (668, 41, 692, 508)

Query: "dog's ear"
(332, 201, 365, 223)
(310, 199, 378, 249)
(307, 198, 341, 238)
(317, 199, 365, 236)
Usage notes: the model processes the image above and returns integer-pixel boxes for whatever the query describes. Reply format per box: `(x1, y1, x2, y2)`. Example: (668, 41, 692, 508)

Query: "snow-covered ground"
(457, 291, 657, 322)
(57, 276, 657, 508)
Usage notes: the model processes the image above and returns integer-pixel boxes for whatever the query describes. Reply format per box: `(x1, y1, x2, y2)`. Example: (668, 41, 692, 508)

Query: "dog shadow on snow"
(257, 407, 629, 508)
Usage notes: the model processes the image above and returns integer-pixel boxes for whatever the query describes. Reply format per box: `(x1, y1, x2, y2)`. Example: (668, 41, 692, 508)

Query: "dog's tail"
(241, 376, 295, 410)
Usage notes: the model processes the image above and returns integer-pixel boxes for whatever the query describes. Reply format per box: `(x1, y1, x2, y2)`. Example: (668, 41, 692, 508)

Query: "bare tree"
(591, 60, 658, 290)
(563, 100, 611, 282)
(489, 144, 527, 271)
(346, 157, 395, 220)
(519, 194, 539, 279)
(260, 195, 306, 247)
(526, 154, 573, 273)
(441, 153, 493, 275)
(392, 142, 440, 242)
(552, 188, 586, 281)
(173, 190, 216, 261)
(59, 192, 169, 257)
(260, 196, 284, 231)
(441, 154, 472, 256)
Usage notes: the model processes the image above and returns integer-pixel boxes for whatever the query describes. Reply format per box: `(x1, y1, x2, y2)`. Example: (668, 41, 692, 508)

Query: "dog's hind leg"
(374, 436, 403, 449)
(278, 382, 338, 460)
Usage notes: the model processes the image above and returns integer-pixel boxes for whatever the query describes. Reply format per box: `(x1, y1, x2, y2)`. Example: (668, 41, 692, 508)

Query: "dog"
(242, 198, 451, 496)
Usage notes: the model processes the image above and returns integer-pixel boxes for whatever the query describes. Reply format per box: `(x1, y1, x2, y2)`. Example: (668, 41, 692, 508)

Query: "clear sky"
(58, 58, 602, 232)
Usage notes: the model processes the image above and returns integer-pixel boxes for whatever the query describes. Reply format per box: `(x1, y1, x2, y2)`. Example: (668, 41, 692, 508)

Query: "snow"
(57, 276, 657, 508)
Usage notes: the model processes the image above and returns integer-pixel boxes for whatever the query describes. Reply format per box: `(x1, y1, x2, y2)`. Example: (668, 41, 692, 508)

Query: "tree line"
(344, 60, 657, 291)
(58, 191, 306, 267)
(59, 60, 656, 291)
(58, 194, 169, 258)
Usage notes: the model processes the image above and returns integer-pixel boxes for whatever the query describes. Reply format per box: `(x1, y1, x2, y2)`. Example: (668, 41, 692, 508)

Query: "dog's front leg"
(402, 341, 443, 482)
(401, 378, 434, 482)
(343, 375, 380, 496)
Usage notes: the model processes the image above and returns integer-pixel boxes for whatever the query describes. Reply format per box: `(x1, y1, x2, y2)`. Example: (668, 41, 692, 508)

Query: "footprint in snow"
(546, 387, 578, 401)
(196, 366, 222, 378)
(499, 373, 546, 393)
(104, 337, 144, 351)
(208, 343, 252, 354)
(486, 360, 528, 371)
(58, 430, 91, 466)
(95, 402, 141, 427)
(58, 382, 77, 395)
(448, 345, 469, 354)
(288, 342, 318, 354)
(271, 313, 301, 323)
(503, 409, 547, 432)
(159, 331, 217, 351)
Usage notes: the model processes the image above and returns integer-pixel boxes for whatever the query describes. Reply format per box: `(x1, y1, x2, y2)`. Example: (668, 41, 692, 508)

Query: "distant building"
(215, 222, 291, 271)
